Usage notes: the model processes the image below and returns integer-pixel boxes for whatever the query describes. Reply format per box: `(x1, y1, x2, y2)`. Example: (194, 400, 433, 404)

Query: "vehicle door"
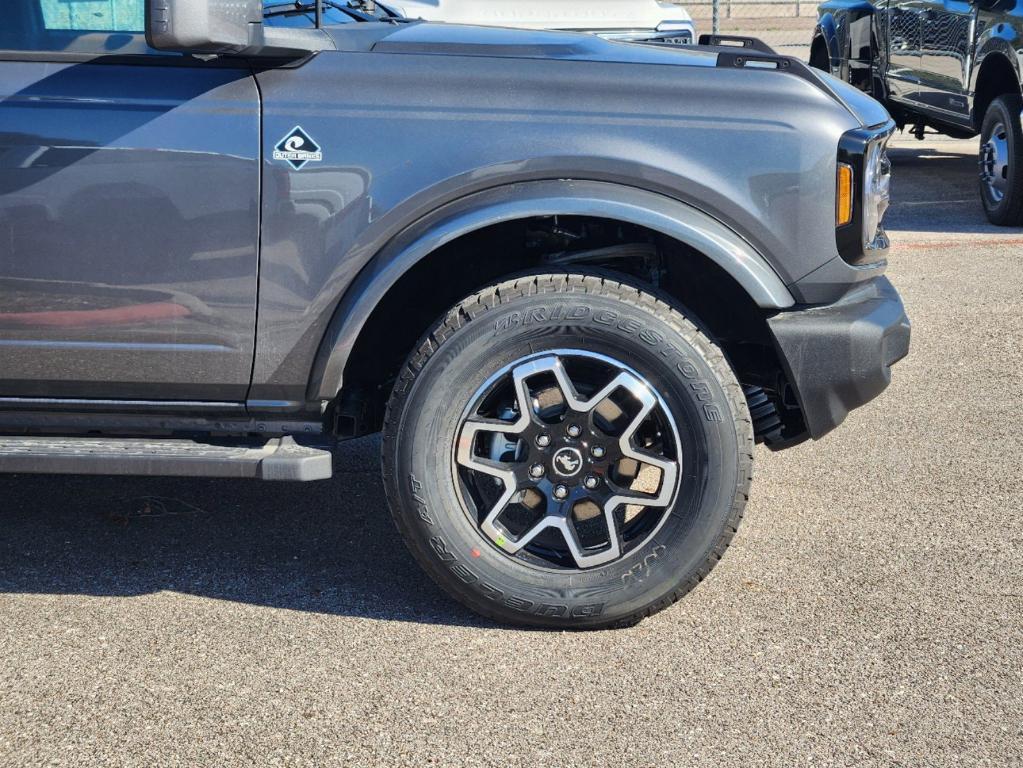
(916, 0, 975, 118)
(886, 0, 926, 102)
(0, 0, 261, 402)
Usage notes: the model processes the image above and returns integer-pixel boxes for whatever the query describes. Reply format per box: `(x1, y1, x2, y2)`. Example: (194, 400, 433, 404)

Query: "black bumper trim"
(767, 276, 910, 440)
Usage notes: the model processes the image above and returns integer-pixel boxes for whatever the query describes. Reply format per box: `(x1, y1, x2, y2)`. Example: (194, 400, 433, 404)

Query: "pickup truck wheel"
(381, 273, 753, 629)
(979, 94, 1023, 226)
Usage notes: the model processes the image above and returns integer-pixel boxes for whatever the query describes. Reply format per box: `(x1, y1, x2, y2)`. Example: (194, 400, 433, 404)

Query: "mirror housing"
(146, 0, 321, 56)
(146, 0, 260, 53)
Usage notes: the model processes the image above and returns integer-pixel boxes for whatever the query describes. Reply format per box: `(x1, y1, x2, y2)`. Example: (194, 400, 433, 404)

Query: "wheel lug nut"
(536, 433, 551, 448)
(553, 484, 569, 500)
(584, 475, 599, 490)
(591, 445, 605, 459)
(567, 424, 582, 438)
(529, 463, 545, 478)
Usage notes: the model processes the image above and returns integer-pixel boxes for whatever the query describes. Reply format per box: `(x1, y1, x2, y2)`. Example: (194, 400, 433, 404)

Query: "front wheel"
(382, 273, 753, 629)
(979, 93, 1023, 226)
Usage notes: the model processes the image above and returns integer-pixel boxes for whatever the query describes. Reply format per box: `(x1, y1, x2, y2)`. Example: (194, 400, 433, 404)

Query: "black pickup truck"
(811, 0, 1023, 225)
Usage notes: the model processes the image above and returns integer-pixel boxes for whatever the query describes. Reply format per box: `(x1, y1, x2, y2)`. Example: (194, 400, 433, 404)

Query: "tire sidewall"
(979, 94, 1022, 220)
(386, 282, 744, 627)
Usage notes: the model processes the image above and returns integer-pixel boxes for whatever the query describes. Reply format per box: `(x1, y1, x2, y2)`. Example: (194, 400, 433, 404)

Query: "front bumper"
(767, 276, 910, 441)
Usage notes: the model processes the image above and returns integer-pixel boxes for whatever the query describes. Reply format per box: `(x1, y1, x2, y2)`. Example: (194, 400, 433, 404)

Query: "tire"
(979, 93, 1023, 226)
(381, 273, 753, 629)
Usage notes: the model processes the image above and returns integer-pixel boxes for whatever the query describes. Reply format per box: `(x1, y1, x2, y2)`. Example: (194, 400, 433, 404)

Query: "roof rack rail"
(697, 34, 776, 55)
(708, 42, 834, 94)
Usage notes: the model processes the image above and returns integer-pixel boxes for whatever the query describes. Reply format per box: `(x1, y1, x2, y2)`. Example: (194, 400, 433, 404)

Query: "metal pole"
(315, 0, 322, 28)
(712, 0, 720, 33)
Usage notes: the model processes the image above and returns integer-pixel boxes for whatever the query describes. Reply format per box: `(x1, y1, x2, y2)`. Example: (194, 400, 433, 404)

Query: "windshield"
(263, 0, 400, 26)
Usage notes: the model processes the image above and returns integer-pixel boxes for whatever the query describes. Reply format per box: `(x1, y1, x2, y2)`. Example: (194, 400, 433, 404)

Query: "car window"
(39, 0, 144, 32)
(1, 0, 150, 54)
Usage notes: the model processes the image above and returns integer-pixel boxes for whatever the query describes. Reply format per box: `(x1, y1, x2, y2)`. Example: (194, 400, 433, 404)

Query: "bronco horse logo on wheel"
(553, 447, 583, 477)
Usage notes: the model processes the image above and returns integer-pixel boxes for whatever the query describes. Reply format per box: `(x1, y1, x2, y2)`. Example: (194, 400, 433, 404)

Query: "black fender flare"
(813, 0, 877, 88)
(973, 35, 1023, 91)
(812, 15, 841, 75)
(307, 180, 796, 401)
(970, 37, 1023, 124)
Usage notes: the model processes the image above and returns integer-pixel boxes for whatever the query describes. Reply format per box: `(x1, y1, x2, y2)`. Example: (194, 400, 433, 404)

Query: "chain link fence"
(673, 0, 817, 61)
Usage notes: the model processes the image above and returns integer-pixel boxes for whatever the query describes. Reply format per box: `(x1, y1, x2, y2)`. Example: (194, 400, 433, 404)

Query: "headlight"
(862, 138, 891, 250)
(836, 124, 894, 266)
(655, 32, 693, 45)
(603, 25, 693, 45)
(654, 21, 694, 45)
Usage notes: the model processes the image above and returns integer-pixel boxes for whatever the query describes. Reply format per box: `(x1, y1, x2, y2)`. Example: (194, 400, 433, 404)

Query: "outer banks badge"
(273, 126, 323, 170)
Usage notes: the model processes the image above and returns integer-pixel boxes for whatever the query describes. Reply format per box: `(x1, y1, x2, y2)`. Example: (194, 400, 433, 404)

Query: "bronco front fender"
(307, 180, 796, 401)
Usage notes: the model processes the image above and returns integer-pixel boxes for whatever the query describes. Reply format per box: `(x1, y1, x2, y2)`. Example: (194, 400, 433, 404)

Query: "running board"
(0, 435, 333, 481)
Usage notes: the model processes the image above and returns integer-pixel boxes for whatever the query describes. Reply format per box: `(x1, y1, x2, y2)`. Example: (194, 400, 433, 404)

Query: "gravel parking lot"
(1, 134, 1021, 767)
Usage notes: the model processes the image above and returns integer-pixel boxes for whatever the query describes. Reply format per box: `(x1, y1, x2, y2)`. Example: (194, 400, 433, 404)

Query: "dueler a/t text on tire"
(382, 273, 753, 629)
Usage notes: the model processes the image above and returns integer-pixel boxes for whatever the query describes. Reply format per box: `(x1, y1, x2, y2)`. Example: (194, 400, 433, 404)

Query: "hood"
(813, 69, 893, 129)
(367, 22, 714, 65)
(388, 0, 692, 31)
(353, 22, 884, 129)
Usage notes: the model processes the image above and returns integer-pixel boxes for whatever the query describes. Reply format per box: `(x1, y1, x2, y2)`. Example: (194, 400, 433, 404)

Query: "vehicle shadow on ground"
(0, 435, 494, 628)
(885, 144, 1023, 236)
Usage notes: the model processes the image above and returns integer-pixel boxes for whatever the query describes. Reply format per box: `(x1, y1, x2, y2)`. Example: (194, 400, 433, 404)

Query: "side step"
(0, 435, 333, 481)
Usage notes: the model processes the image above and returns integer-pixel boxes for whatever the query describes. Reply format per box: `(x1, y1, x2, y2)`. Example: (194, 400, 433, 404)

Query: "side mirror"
(146, 0, 261, 54)
(146, 0, 319, 56)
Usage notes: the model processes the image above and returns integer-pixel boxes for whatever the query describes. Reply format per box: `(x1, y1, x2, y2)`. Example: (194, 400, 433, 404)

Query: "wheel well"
(809, 35, 831, 73)
(973, 54, 1020, 129)
(338, 216, 801, 441)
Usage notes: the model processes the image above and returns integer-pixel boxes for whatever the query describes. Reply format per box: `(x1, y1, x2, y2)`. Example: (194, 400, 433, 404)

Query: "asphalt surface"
(1, 134, 1021, 767)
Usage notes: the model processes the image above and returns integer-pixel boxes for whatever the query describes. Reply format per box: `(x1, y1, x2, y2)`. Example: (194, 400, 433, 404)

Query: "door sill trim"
(0, 397, 244, 413)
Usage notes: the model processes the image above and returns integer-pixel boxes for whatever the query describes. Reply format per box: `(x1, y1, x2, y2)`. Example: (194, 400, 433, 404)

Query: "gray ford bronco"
(0, 0, 910, 628)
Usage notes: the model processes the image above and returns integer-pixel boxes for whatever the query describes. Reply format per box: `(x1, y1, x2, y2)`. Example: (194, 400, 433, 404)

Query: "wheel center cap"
(552, 447, 583, 477)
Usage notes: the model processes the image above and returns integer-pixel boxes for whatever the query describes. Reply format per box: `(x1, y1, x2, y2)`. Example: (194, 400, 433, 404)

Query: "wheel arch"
(971, 45, 1022, 130)
(811, 0, 876, 84)
(307, 180, 795, 406)
(811, 17, 840, 76)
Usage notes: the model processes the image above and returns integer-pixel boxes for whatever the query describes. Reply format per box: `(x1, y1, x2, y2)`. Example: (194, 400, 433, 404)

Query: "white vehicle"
(386, 0, 696, 43)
